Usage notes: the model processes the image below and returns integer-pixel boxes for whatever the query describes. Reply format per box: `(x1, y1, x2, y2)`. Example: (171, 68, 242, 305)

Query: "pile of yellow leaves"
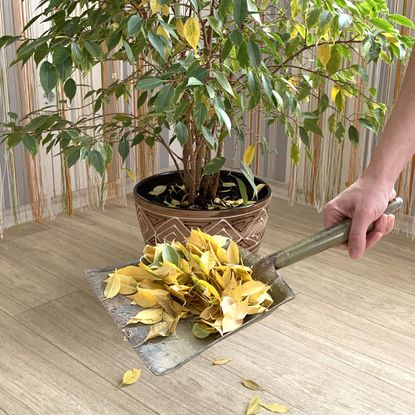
(104, 229, 273, 344)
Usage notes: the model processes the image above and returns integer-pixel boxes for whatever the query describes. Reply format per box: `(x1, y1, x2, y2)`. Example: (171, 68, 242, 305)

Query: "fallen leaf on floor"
(261, 402, 289, 413)
(246, 395, 262, 415)
(212, 358, 231, 366)
(242, 378, 263, 391)
(104, 272, 121, 299)
(121, 368, 141, 386)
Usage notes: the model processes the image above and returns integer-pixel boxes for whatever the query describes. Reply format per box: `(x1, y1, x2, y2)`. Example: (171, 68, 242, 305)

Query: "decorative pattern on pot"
(135, 203, 270, 252)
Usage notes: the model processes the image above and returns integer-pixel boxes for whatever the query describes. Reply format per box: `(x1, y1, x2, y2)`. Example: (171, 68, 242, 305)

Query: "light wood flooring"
(0, 196, 414, 415)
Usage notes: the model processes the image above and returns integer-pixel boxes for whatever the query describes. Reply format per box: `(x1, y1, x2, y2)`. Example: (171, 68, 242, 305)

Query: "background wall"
(0, 0, 414, 237)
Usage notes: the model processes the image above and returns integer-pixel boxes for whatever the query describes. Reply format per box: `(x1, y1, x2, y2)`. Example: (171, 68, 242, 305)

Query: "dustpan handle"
(273, 197, 403, 270)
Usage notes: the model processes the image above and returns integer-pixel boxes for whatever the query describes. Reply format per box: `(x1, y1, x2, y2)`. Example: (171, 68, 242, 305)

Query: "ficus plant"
(0, 0, 413, 208)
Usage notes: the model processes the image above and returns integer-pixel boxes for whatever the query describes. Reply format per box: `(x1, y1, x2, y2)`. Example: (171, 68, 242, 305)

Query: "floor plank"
(0, 310, 156, 415)
(15, 289, 308, 415)
(1, 194, 414, 414)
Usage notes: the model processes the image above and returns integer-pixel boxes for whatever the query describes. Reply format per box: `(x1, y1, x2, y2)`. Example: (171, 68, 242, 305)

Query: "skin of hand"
(323, 49, 415, 259)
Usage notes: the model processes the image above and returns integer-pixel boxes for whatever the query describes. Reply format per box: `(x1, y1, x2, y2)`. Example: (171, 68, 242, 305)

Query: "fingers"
(347, 208, 373, 259)
(323, 200, 346, 228)
(366, 214, 395, 250)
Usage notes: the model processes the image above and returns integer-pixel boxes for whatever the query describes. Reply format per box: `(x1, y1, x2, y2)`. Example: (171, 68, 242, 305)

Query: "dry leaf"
(104, 272, 121, 299)
(243, 144, 256, 166)
(121, 368, 141, 386)
(226, 240, 240, 264)
(132, 288, 158, 307)
(242, 378, 263, 391)
(149, 185, 166, 196)
(261, 402, 289, 413)
(212, 358, 231, 366)
(118, 274, 138, 295)
(184, 17, 201, 52)
(137, 321, 173, 346)
(246, 396, 262, 415)
(128, 308, 164, 325)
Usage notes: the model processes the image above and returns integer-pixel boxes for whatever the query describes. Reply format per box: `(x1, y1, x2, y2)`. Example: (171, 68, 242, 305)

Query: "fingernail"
(350, 248, 361, 259)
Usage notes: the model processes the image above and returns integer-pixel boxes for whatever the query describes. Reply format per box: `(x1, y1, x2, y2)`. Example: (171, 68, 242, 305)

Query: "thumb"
(348, 208, 373, 259)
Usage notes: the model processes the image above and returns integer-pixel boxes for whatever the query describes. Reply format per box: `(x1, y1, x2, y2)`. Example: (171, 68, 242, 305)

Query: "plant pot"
(133, 170, 272, 252)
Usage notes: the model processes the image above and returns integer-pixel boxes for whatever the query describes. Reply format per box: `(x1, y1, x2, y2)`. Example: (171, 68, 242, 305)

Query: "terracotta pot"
(133, 170, 272, 252)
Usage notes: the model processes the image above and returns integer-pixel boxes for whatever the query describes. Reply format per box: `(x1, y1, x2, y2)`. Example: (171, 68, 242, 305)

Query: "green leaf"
(233, 0, 248, 27)
(290, 142, 300, 165)
(187, 77, 204, 86)
(213, 71, 234, 96)
(246, 41, 261, 68)
(52, 46, 70, 65)
(319, 93, 329, 113)
(203, 157, 226, 176)
(214, 105, 232, 134)
(7, 112, 18, 120)
(64, 78, 77, 102)
(371, 17, 396, 33)
(306, 8, 320, 27)
(236, 40, 249, 68)
(335, 122, 345, 142)
(388, 14, 415, 29)
(338, 14, 352, 30)
(154, 85, 175, 112)
(299, 127, 310, 149)
(118, 140, 130, 162)
(128, 15, 144, 37)
(194, 102, 207, 128)
(89, 149, 105, 176)
(326, 48, 342, 75)
(123, 40, 135, 65)
(71, 43, 83, 65)
(55, 58, 72, 81)
(39, 61, 57, 94)
(22, 134, 37, 156)
(348, 125, 359, 144)
(202, 126, 215, 149)
(359, 117, 378, 133)
(175, 122, 188, 146)
(148, 32, 166, 60)
(235, 176, 248, 205)
(162, 245, 180, 266)
(66, 147, 81, 168)
(84, 41, 103, 60)
(136, 77, 163, 90)
(221, 38, 233, 61)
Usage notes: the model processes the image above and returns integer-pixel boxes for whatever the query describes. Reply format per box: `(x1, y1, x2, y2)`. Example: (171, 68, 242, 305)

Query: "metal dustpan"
(84, 198, 402, 375)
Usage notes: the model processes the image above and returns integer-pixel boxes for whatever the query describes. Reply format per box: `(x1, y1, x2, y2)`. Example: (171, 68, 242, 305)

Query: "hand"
(323, 177, 396, 259)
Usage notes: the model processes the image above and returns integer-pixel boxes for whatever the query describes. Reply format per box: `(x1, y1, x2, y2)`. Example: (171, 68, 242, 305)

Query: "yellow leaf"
(240, 280, 268, 298)
(241, 378, 263, 391)
(176, 18, 185, 38)
(243, 144, 256, 166)
(161, 5, 170, 15)
(317, 44, 331, 68)
(124, 168, 137, 181)
(382, 32, 398, 44)
(149, 0, 161, 15)
(121, 368, 141, 386)
(200, 251, 217, 274)
(289, 28, 298, 41)
(117, 265, 155, 281)
(118, 274, 138, 295)
(331, 84, 341, 102)
(128, 308, 164, 325)
(104, 272, 121, 299)
(212, 358, 231, 365)
(294, 23, 306, 39)
(226, 240, 240, 264)
(184, 17, 201, 52)
(132, 288, 158, 307)
(156, 25, 169, 39)
(137, 321, 173, 346)
(246, 396, 262, 415)
(261, 402, 289, 413)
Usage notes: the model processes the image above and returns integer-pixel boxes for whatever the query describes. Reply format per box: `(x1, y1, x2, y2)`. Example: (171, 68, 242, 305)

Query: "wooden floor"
(0, 196, 414, 415)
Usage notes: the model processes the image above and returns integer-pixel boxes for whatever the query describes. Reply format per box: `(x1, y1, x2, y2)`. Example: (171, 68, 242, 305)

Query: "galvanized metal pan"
(84, 198, 402, 376)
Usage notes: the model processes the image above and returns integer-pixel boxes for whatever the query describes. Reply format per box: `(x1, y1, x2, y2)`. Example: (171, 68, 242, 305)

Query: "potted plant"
(0, 0, 413, 251)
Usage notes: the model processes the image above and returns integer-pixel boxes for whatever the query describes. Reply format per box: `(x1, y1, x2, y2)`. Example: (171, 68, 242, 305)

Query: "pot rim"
(133, 169, 272, 213)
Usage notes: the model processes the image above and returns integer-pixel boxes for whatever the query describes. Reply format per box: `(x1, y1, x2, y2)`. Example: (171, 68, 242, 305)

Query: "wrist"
(360, 169, 395, 193)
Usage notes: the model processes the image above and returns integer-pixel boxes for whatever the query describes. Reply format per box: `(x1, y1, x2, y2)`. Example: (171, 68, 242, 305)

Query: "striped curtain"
(0, 1, 414, 238)
(0, 0, 157, 236)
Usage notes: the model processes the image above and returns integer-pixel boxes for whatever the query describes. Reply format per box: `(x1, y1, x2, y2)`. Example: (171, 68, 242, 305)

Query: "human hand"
(323, 177, 396, 259)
